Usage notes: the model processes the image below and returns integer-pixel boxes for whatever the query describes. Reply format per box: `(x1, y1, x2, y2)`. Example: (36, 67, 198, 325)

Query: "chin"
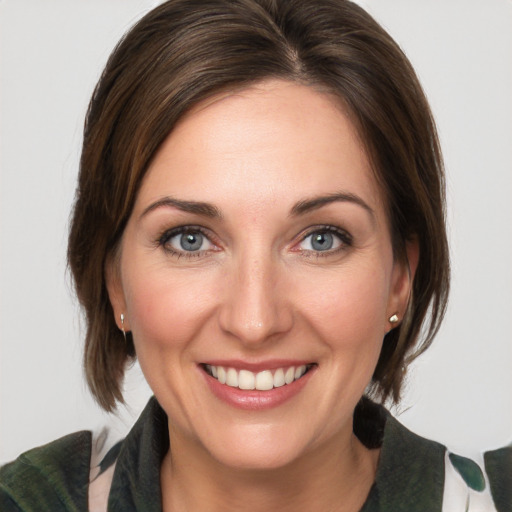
(212, 444, 304, 472)
(202, 424, 312, 471)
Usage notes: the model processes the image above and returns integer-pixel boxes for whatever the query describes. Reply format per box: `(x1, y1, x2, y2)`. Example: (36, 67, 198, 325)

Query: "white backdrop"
(1, 0, 511, 464)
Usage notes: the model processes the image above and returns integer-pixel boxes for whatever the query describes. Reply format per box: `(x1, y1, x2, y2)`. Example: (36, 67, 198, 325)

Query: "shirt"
(1, 397, 509, 511)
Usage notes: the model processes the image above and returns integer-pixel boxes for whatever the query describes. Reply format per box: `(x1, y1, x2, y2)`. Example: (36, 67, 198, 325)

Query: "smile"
(203, 364, 314, 391)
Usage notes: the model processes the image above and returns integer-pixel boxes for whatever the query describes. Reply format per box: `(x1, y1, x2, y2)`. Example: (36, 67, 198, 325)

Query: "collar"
(359, 400, 446, 511)
(108, 397, 168, 511)
(107, 397, 446, 511)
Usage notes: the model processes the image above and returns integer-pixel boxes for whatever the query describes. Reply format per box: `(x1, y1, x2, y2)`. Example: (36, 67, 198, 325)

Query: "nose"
(218, 253, 293, 346)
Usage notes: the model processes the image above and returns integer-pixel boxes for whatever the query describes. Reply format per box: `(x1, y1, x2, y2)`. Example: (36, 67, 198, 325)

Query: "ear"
(105, 255, 130, 331)
(386, 238, 419, 329)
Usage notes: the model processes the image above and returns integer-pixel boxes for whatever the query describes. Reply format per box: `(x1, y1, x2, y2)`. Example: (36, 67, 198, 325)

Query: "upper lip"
(200, 359, 315, 372)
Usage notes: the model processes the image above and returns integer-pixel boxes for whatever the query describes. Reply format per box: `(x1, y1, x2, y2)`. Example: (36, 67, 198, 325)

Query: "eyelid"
(155, 223, 352, 259)
(157, 225, 220, 257)
(294, 225, 353, 254)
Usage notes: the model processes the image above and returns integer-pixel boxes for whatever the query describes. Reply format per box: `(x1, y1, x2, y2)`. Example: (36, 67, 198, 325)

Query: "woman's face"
(108, 80, 412, 470)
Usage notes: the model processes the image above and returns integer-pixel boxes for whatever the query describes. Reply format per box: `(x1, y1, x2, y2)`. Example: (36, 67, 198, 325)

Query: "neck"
(160, 425, 379, 512)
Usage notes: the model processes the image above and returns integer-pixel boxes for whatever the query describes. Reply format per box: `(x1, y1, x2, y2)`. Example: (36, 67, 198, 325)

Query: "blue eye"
(310, 232, 334, 251)
(160, 228, 213, 255)
(299, 228, 350, 253)
(179, 232, 204, 251)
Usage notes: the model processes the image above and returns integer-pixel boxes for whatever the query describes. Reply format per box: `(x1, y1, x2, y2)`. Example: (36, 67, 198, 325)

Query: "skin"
(107, 80, 417, 511)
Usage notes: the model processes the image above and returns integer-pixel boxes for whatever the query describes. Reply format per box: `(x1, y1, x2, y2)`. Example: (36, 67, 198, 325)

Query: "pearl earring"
(120, 313, 127, 341)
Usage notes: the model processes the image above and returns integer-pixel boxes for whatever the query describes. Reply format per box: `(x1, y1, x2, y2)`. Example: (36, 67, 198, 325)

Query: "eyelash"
(296, 225, 353, 257)
(157, 226, 216, 259)
(156, 224, 353, 259)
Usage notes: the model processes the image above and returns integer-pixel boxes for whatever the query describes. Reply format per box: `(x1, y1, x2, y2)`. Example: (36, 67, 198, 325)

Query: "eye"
(176, 231, 208, 251)
(159, 227, 214, 255)
(298, 227, 351, 254)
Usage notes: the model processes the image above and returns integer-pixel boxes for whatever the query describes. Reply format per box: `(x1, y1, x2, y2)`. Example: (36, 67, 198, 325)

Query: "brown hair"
(68, 0, 449, 411)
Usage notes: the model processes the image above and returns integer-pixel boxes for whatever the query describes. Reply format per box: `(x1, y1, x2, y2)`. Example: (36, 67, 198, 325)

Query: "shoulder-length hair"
(68, 0, 449, 411)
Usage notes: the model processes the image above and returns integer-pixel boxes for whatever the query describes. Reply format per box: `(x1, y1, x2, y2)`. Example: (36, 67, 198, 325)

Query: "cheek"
(295, 261, 390, 351)
(123, 265, 217, 350)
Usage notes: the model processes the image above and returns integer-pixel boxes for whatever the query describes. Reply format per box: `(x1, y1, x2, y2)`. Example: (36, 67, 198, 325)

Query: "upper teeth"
(205, 365, 309, 391)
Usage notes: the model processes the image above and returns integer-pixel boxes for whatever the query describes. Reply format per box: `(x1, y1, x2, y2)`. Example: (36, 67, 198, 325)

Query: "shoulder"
(383, 417, 509, 511)
(484, 444, 512, 512)
(372, 412, 447, 510)
(0, 430, 92, 511)
(357, 399, 447, 510)
(357, 400, 505, 511)
(383, 414, 506, 511)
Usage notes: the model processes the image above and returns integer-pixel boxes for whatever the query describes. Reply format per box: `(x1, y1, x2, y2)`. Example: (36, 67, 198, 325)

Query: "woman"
(0, 1, 508, 511)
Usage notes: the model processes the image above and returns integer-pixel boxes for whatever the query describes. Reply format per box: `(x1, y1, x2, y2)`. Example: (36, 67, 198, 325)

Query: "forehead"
(135, 80, 385, 220)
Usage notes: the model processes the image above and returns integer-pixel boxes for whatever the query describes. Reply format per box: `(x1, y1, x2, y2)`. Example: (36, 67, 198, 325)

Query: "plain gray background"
(1, 0, 511, 463)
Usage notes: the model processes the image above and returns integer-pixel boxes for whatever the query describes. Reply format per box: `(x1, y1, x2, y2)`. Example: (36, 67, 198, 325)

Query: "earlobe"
(387, 238, 419, 327)
(105, 257, 129, 331)
(120, 313, 128, 341)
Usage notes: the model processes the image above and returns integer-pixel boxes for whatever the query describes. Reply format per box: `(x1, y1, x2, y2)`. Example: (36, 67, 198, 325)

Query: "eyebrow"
(140, 197, 222, 219)
(140, 192, 374, 222)
(290, 192, 375, 220)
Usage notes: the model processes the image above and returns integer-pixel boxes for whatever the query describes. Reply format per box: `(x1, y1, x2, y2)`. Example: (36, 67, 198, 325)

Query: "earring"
(120, 313, 127, 341)
(389, 313, 399, 324)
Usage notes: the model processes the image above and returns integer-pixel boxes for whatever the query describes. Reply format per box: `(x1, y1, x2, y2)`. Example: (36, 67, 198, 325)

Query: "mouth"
(202, 363, 316, 391)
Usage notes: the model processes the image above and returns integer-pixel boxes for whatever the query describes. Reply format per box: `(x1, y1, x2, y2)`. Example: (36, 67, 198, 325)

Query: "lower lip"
(201, 367, 315, 410)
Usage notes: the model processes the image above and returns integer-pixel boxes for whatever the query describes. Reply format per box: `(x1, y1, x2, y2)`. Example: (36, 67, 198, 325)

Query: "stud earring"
(120, 313, 127, 341)
(389, 313, 399, 324)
